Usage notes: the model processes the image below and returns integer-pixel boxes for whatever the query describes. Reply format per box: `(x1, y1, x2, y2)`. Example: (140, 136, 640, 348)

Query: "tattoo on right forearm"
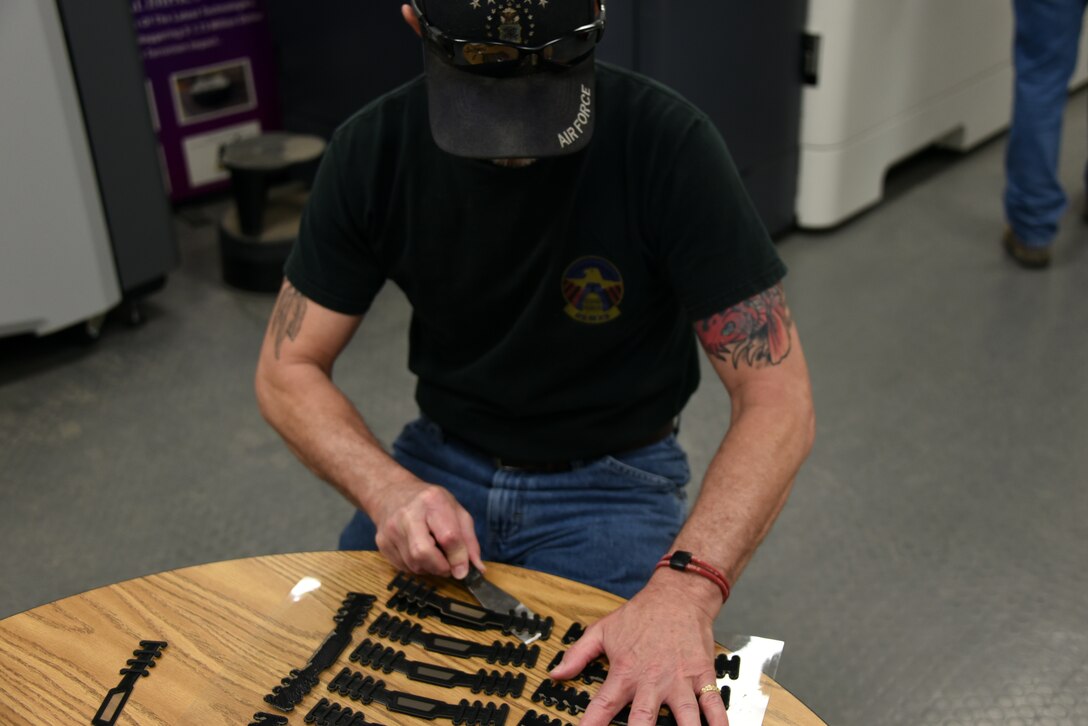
(270, 284, 307, 359)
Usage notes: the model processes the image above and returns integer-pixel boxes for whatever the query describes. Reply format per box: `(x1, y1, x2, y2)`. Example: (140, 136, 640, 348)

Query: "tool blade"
(459, 564, 542, 644)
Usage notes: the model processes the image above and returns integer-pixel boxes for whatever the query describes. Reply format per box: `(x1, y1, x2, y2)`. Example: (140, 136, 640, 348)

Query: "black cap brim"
(423, 43, 596, 159)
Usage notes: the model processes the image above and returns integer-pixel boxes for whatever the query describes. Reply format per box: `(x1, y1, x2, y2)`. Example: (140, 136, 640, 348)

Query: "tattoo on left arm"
(269, 284, 307, 360)
(695, 283, 794, 369)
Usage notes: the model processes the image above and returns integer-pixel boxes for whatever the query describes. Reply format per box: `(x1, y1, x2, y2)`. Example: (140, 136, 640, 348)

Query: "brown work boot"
(1002, 227, 1051, 269)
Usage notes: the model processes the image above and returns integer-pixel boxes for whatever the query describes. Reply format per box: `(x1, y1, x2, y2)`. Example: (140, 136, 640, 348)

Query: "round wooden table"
(0, 552, 825, 725)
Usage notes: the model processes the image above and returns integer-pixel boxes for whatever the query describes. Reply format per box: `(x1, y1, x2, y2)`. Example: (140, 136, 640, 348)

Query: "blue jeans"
(1004, 0, 1088, 247)
(339, 417, 691, 599)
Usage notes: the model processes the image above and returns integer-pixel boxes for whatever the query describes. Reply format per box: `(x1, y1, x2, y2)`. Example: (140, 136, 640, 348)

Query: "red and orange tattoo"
(695, 283, 793, 369)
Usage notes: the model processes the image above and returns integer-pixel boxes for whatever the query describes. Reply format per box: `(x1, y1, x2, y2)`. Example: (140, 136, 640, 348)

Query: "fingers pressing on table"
(548, 582, 727, 726)
(694, 676, 730, 726)
(573, 670, 729, 726)
(548, 623, 605, 681)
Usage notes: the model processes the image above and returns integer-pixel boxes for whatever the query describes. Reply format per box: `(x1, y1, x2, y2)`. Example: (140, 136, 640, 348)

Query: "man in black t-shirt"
(255, 3, 814, 725)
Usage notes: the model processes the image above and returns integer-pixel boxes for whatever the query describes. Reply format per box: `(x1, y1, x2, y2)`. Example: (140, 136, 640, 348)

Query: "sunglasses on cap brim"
(411, 0, 606, 73)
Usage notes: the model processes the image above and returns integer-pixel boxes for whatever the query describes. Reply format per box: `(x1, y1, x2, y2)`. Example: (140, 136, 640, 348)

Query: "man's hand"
(549, 573, 728, 726)
(370, 478, 484, 580)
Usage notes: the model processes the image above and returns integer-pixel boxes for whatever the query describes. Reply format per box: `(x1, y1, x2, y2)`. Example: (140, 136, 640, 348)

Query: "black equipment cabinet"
(55, 0, 178, 297)
(598, 1, 807, 237)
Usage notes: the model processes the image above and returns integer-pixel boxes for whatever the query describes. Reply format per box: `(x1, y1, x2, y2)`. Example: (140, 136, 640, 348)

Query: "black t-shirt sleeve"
(284, 130, 386, 315)
(651, 115, 786, 322)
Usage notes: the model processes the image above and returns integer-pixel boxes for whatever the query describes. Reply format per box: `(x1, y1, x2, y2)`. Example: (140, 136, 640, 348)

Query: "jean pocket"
(595, 436, 691, 494)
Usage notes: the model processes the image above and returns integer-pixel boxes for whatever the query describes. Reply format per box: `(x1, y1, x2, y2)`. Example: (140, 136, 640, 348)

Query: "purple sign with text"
(131, 0, 280, 201)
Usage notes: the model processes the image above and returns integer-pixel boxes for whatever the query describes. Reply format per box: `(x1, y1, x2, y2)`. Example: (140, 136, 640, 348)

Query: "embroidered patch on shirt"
(561, 256, 624, 324)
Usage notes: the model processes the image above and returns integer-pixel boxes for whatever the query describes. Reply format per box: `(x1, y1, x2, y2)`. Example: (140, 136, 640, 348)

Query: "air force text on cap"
(558, 84, 593, 149)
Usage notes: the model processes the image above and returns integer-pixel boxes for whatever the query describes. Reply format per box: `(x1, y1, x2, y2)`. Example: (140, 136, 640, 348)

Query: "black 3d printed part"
(350, 638, 526, 697)
(561, 622, 584, 644)
(328, 669, 509, 726)
(517, 709, 573, 726)
(368, 612, 540, 668)
(530, 680, 591, 716)
(91, 640, 167, 726)
(714, 653, 741, 680)
(249, 712, 289, 725)
(264, 592, 377, 712)
(304, 697, 386, 726)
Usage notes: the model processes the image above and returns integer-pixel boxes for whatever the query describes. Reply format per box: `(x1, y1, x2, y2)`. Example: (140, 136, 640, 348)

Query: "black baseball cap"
(414, 0, 604, 159)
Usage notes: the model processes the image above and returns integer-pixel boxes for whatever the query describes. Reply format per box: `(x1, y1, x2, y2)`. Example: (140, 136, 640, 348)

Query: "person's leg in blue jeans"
(339, 417, 690, 599)
(1004, 0, 1088, 257)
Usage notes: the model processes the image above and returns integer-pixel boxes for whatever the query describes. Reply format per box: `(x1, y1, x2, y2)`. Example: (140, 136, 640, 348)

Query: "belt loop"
(422, 415, 446, 444)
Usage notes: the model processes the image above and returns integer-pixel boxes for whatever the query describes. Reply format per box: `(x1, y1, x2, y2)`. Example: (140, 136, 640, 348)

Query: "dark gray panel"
(635, 2, 806, 172)
(598, 1, 807, 236)
(595, 2, 637, 70)
(267, 0, 423, 141)
(55, 0, 178, 294)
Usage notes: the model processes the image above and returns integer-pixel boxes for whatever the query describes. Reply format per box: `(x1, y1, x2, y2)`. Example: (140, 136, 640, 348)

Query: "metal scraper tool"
(458, 563, 542, 645)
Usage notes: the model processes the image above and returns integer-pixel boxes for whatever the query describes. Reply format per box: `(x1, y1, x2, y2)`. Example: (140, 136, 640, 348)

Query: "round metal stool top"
(220, 132, 326, 172)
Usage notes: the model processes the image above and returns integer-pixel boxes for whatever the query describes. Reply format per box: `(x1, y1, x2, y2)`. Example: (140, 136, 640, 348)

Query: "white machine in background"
(0, 2, 118, 337)
(797, 1, 1088, 229)
(0, 1, 175, 339)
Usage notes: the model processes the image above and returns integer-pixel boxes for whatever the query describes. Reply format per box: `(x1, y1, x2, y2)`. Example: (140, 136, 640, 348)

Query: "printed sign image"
(171, 59, 256, 125)
(182, 120, 261, 187)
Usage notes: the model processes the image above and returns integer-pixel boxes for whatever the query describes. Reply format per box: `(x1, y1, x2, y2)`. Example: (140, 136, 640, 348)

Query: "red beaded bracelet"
(655, 551, 731, 603)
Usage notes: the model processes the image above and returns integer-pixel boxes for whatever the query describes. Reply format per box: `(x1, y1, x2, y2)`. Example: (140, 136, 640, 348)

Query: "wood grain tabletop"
(0, 551, 824, 725)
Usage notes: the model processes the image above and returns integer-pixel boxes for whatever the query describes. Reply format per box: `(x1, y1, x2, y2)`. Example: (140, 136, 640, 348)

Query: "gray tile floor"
(3, 94, 1088, 725)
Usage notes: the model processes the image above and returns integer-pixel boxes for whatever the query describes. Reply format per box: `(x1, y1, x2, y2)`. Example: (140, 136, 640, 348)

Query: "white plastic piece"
(796, 1, 1088, 229)
(715, 634, 785, 726)
(0, 2, 120, 336)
